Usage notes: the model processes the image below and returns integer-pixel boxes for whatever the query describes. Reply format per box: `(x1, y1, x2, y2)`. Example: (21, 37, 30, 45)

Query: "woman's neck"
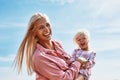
(38, 40, 55, 50)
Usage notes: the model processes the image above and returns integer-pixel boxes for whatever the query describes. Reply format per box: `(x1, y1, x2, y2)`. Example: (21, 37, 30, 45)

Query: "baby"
(71, 29, 96, 80)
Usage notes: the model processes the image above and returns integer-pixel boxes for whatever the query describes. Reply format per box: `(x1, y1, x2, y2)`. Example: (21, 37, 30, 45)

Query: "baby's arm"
(85, 52, 96, 69)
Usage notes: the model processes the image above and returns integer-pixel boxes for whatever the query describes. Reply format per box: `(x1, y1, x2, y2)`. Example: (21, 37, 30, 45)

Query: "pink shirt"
(71, 49, 96, 78)
(32, 41, 81, 80)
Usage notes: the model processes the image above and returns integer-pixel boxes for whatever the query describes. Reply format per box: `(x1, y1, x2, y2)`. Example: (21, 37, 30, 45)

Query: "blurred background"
(0, 0, 120, 80)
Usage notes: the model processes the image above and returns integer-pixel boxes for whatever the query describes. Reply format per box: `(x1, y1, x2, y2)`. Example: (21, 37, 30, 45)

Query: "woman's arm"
(33, 51, 81, 80)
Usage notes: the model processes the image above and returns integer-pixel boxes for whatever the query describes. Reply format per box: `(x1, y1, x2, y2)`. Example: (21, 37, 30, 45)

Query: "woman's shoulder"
(52, 40, 63, 48)
(33, 43, 47, 57)
(52, 40, 62, 45)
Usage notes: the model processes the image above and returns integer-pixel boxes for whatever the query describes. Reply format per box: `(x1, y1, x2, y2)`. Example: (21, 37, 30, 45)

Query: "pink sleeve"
(33, 53, 81, 80)
(86, 52, 96, 69)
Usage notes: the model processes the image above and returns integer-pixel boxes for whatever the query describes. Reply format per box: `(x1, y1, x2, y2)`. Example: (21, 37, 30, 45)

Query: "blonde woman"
(14, 13, 83, 80)
(71, 29, 96, 80)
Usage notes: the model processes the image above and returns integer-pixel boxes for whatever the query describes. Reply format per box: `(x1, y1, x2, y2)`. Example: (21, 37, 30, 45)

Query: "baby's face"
(76, 34, 89, 51)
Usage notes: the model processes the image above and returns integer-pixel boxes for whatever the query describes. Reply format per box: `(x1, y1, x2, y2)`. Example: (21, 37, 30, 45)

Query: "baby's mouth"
(81, 43, 85, 46)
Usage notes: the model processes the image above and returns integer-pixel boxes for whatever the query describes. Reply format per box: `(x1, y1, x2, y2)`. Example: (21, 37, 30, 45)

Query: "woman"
(14, 13, 82, 80)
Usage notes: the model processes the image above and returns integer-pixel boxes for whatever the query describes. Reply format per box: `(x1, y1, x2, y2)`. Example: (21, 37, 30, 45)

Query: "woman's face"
(76, 34, 89, 50)
(34, 19, 52, 43)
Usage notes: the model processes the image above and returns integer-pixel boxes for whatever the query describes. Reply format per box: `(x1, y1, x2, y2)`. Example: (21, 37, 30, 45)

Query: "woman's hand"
(80, 64, 86, 69)
(77, 57, 88, 64)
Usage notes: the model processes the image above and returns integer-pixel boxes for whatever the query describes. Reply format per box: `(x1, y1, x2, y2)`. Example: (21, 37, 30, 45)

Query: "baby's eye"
(83, 37, 87, 40)
(77, 39, 81, 41)
(83, 37, 86, 39)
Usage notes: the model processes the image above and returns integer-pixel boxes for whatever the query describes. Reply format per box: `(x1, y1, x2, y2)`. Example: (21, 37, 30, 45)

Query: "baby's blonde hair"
(73, 29, 90, 44)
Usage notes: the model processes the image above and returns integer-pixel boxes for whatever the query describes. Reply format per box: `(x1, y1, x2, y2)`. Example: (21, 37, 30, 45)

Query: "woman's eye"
(46, 23, 50, 27)
(39, 26, 44, 30)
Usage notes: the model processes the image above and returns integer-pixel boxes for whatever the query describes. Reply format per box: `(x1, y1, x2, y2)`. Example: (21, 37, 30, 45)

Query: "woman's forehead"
(34, 19, 47, 25)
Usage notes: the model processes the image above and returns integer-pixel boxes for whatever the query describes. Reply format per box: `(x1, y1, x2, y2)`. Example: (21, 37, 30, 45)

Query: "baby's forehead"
(76, 33, 87, 37)
(75, 33, 89, 40)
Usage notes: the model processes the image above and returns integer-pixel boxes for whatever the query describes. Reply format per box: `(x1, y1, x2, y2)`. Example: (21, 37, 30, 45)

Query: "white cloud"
(91, 37, 120, 52)
(0, 54, 35, 80)
(0, 54, 15, 62)
(0, 66, 35, 80)
(75, 0, 120, 21)
(91, 58, 120, 80)
(89, 0, 120, 18)
(100, 0, 120, 16)
(98, 27, 120, 34)
(0, 23, 26, 28)
(49, 0, 74, 5)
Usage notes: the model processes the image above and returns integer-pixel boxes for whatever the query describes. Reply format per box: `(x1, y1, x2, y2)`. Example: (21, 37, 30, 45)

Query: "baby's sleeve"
(85, 52, 96, 69)
(70, 49, 77, 62)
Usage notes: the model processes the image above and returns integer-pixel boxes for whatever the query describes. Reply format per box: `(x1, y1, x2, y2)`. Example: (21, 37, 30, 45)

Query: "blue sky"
(0, 0, 120, 80)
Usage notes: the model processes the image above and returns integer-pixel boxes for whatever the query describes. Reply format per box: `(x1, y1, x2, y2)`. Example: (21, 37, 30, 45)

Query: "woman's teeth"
(44, 33, 50, 36)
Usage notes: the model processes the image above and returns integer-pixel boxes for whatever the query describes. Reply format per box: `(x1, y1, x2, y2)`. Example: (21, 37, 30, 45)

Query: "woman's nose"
(44, 26, 49, 32)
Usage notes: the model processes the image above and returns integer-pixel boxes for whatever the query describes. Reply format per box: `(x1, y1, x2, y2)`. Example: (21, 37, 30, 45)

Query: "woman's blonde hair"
(14, 13, 49, 75)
